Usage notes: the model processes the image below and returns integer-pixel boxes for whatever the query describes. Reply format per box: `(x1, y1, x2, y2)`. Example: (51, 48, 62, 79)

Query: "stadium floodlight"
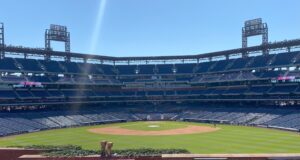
(45, 24, 70, 52)
(0, 22, 4, 58)
(242, 18, 268, 50)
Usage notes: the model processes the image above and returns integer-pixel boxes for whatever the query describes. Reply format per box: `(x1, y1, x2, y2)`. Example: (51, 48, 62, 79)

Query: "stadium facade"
(0, 19, 300, 137)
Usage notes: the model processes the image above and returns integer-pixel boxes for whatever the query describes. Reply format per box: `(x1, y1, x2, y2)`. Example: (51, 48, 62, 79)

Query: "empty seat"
(61, 62, 82, 73)
(225, 87, 247, 94)
(16, 90, 35, 99)
(138, 65, 155, 75)
(269, 85, 297, 94)
(0, 90, 16, 99)
(157, 64, 173, 74)
(62, 90, 86, 98)
(77, 63, 103, 75)
(165, 90, 175, 95)
(38, 60, 65, 73)
(98, 65, 116, 75)
(196, 62, 213, 73)
(228, 58, 250, 70)
(16, 58, 43, 72)
(31, 90, 50, 98)
(248, 55, 274, 68)
(0, 58, 19, 71)
(209, 60, 233, 72)
(247, 86, 271, 94)
(148, 91, 163, 96)
(47, 90, 64, 98)
(116, 65, 137, 75)
(271, 52, 298, 66)
(175, 64, 195, 74)
(177, 90, 190, 95)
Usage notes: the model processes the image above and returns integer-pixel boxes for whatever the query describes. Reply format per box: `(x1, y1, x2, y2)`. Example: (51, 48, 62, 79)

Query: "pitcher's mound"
(88, 125, 219, 136)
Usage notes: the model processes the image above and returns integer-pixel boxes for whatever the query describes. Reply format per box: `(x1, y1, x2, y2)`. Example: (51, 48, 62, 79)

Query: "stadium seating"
(247, 55, 274, 68)
(270, 51, 299, 66)
(0, 58, 19, 71)
(195, 62, 213, 73)
(16, 58, 43, 72)
(156, 64, 173, 74)
(38, 60, 66, 73)
(0, 90, 16, 99)
(268, 85, 297, 94)
(209, 59, 234, 72)
(227, 58, 249, 70)
(0, 50, 300, 137)
(175, 63, 195, 74)
(62, 62, 82, 73)
(116, 65, 137, 75)
(0, 105, 300, 136)
(246, 85, 271, 94)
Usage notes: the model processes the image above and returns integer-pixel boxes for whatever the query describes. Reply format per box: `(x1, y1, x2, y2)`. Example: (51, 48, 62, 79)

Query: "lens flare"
(90, 0, 107, 54)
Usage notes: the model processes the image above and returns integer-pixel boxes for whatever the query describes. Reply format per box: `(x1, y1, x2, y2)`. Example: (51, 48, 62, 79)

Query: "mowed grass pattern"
(0, 121, 300, 153)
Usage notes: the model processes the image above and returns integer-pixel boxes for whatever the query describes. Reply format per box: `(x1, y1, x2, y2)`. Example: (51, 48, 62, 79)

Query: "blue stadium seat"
(175, 64, 195, 74)
(269, 85, 297, 94)
(211, 88, 227, 94)
(136, 91, 146, 96)
(61, 90, 88, 98)
(47, 90, 64, 98)
(165, 90, 175, 95)
(148, 91, 164, 96)
(195, 62, 213, 73)
(38, 60, 65, 73)
(0, 58, 19, 71)
(209, 59, 234, 72)
(225, 87, 247, 94)
(109, 91, 122, 97)
(31, 90, 51, 98)
(246, 85, 271, 94)
(98, 64, 116, 75)
(122, 91, 136, 96)
(16, 90, 36, 99)
(138, 65, 155, 75)
(259, 71, 284, 78)
(176, 77, 192, 81)
(94, 91, 109, 97)
(16, 58, 43, 72)
(78, 63, 103, 75)
(190, 90, 206, 95)
(116, 65, 137, 75)
(61, 62, 82, 73)
(176, 90, 190, 95)
(0, 90, 16, 99)
(228, 58, 250, 70)
(270, 51, 299, 66)
(157, 64, 173, 74)
(247, 55, 275, 68)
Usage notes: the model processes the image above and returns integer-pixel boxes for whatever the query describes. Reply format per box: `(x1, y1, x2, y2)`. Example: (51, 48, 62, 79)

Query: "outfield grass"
(0, 121, 300, 153)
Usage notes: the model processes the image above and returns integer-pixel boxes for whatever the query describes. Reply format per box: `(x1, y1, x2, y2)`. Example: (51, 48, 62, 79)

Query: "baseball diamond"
(0, 5, 300, 159)
(0, 121, 300, 154)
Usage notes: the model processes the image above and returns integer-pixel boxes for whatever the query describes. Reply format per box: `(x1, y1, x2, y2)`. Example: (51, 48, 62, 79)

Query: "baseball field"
(0, 121, 300, 153)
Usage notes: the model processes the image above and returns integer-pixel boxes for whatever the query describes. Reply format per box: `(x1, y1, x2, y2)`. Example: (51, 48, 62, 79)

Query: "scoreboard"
(243, 18, 264, 36)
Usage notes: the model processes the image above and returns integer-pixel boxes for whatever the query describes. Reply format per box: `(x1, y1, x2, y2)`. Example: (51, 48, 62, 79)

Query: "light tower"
(242, 18, 268, 55)
(45, 24, 70, 52)
(0, 23, 4, 58)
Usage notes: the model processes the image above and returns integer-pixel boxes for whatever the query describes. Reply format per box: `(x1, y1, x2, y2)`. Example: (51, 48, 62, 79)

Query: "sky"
(0, 0, 299, 57)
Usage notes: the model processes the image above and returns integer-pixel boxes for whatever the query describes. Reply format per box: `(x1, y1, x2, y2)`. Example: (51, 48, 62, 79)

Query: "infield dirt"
(88, 125, 219, 136)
